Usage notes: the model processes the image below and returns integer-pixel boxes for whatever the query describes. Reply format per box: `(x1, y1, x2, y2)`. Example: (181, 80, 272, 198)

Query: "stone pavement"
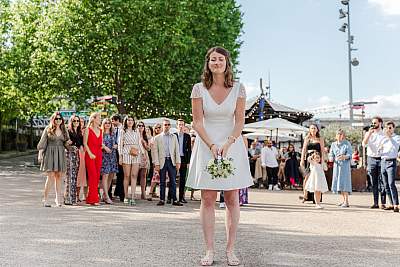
(1, 155, 400, 266)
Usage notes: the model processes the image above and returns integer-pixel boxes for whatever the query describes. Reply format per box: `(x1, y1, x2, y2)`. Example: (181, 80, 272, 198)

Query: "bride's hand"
(210, 144, 219, 159)
(220, 142, 232, 158)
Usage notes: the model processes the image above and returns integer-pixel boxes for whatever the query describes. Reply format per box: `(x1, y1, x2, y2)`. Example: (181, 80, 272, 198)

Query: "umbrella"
(244, 132, 297, 142)
(243, 118, 308, 133)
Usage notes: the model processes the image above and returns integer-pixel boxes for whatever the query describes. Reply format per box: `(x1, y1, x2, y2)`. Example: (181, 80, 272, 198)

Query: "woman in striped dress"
(118, 115, 141, 205)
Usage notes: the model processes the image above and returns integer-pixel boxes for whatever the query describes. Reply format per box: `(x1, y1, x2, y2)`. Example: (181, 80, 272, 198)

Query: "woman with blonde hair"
(329, 129, 352, 207)
(100, 118, 119, 204)
(37, 111, 71, 207)
(84, 112, 103, 206)
(118, 115, 141, 205)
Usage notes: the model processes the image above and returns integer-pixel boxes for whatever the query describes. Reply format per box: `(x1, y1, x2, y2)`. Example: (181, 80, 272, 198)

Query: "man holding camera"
(362, 116, 386, 209)
(379, 121, 400, 212)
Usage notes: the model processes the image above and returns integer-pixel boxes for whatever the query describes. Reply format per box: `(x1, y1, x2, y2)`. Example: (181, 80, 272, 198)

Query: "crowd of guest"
(37, 111, 194, 207)
(37, 112, 400, 212)
(247, 116, 400, 211)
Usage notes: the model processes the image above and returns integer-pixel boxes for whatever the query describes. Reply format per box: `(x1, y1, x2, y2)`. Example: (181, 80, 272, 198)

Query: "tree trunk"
(0, 112, 3, 151)
(114, 72, 126, 114)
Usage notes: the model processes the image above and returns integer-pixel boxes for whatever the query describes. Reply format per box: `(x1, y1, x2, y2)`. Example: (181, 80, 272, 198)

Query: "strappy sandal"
(226, 251, 240, 266)
(200, 250, 214, 266)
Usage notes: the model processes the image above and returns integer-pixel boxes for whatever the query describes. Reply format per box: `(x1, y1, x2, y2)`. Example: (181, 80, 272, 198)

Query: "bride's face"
(208, 51, 226, 74)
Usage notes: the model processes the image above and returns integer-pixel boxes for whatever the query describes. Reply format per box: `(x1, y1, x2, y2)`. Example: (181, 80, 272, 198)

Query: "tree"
(41, 0, 243, 119)
(321, 124, 362, 148)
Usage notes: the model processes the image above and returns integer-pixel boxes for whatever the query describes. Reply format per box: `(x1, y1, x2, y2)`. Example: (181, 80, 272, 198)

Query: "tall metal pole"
(346, 3, 354, 124)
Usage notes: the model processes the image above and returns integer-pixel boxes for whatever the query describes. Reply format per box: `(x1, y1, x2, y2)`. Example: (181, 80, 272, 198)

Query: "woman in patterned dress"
(64, 114, 82, 205)
(77, 117, 87, 201)
(100, 118, 119, 204)
(137, 121, 150, 199)
(147, 124, 161, 200)
(118, 115, 141, 205)
(37, 111, 71, 207)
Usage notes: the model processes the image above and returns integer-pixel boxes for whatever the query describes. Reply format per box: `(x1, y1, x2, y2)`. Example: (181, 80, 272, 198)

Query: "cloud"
(304, 94, 400, 119)
(243, 82, 260, 98)
(369, 0, 400, 16)
(362, 93, 400, 118)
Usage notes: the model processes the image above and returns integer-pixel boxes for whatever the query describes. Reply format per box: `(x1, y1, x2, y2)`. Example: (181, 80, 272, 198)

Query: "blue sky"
(236, 0, 400, 118)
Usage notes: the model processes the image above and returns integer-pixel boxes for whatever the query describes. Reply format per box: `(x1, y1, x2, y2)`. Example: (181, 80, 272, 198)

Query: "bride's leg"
(223, 189, 240, 252)
(200, 190, 217, 251)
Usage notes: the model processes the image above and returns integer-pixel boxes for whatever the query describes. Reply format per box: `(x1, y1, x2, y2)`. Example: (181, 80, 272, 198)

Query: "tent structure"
(140, 117, 178, 127)
(245, 95, 313, 124)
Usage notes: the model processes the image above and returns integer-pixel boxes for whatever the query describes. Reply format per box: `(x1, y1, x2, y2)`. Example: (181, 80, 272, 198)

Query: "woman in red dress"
(84, 112, 103, 205)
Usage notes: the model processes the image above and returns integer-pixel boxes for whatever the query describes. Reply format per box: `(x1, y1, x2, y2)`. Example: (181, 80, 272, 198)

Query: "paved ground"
(1, 155, 400, 266)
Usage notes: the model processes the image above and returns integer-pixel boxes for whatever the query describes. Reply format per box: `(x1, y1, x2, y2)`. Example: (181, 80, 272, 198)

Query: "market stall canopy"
(244, 118, 308, 133)
(244, 132, 298, 142)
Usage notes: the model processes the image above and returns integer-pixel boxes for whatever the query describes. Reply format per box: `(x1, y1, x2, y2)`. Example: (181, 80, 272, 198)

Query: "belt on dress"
(369, 156, 381, 160)
(382, 158, 396, 161)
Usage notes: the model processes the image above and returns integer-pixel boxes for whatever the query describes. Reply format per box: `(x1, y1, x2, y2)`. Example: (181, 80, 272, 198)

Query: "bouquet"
(205, 155, 235, 179)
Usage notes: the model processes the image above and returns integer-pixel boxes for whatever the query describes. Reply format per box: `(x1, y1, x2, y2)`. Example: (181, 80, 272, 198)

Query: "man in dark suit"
(174, 119, 192, 203)
(110, 114, 124, 201)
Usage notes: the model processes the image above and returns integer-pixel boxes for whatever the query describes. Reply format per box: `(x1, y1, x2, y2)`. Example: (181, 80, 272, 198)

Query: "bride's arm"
(219, 84, 246, 157)
(192, 98, 218, 158)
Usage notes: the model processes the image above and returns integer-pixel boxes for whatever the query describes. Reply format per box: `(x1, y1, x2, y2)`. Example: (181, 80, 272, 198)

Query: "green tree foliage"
(321, 124, 363, 148)
(4, 0, 243, 120)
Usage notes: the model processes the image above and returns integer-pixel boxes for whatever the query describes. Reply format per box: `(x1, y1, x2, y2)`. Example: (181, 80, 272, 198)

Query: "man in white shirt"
(261, 139, 280, 190)
(153, 119, 182, 206)
(362, 116, 386, 209)
(379, 121, 400, 212)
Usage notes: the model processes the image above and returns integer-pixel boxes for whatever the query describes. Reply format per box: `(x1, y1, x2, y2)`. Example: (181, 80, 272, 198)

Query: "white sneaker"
(315, 204, 324, 209)
(273, 185, 281, 191)
(268, 185, 273, 190)
(219, 202, 226, 208)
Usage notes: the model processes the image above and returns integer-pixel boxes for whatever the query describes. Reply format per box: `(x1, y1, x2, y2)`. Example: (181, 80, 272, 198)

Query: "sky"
(236, 0, 400, 119)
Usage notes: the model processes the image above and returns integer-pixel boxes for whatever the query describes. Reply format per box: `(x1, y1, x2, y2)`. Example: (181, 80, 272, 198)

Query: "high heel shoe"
(200, 250, 214, 266)
(226, 251, 240, 266)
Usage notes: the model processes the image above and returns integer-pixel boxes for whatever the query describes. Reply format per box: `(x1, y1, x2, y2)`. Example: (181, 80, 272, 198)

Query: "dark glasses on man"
(164, 124, 170, 126)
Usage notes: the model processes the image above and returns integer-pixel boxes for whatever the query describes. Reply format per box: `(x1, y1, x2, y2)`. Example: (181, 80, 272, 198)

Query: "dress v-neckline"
(203, 83, 235, 106)
(90, 127, 101, 139)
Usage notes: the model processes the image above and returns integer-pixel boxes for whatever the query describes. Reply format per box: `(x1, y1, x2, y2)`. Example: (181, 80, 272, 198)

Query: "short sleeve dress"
(186, 82, 254, 190)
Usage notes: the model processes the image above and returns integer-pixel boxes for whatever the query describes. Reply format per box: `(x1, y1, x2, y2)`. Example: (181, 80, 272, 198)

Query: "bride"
(187, 46, 253, 266)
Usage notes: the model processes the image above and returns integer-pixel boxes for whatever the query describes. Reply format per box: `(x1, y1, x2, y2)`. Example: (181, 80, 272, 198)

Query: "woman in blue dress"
(329, 129, 352, 207)
(101, 118, 119, 204)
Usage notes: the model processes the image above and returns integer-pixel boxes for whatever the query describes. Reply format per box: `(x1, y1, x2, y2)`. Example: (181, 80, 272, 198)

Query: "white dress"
(186, 81, 254, 190)
(305, 162, 329, 193)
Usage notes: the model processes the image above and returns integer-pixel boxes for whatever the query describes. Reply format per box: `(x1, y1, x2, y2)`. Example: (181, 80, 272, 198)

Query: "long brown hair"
(123, 115, 136, 131)
(68, 114, 81, 135)
(201, 46, 234, 89)
(47, 111, 68, 140)
(306, 123, 320, 139)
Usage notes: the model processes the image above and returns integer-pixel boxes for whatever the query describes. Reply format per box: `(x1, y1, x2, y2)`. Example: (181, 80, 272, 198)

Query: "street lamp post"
(338, 0, 359, 124)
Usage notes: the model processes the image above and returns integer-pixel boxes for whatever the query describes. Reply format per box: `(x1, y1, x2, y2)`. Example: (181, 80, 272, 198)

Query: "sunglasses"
(104, 122, 111, 124)
(55, 118, 62, 121)
(164, 124, 171, 126)
(73, 120, 79, 123)
(138, 125, 144, 127)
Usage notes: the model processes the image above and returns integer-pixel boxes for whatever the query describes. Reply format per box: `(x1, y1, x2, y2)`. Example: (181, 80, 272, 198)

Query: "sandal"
(226, 251, 240, 266)
(200, 250, 214, 266)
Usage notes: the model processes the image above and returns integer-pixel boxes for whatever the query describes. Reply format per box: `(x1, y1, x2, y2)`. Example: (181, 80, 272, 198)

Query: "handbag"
(129, 145, 139, 156)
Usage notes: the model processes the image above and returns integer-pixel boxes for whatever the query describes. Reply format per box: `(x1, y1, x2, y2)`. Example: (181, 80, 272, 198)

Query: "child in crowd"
(305, 151, 328, 209)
